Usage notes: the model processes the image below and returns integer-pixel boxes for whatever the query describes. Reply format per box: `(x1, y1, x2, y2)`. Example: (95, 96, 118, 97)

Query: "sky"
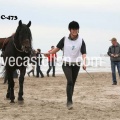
(0, 0, 120, 56)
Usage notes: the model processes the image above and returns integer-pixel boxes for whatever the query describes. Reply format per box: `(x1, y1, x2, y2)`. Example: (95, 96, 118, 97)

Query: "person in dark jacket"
(107, 37, 120, 85)
(36, 49, 44, 78)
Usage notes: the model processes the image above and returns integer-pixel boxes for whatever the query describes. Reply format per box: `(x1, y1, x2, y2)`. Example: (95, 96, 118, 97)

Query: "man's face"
(70, 29, 79, 36)
(111, 40, 117, 46)
(37, 50, 40, 53)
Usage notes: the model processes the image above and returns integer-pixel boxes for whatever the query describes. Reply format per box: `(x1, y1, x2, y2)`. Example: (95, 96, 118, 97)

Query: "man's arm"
(107, 47, 114, 57)
(81, 39, 87, 70)
(44, 48, 60, 57)
(50, 48, 60, 54)
(82, 54, 86, 70)
(107, 47, 111, 56)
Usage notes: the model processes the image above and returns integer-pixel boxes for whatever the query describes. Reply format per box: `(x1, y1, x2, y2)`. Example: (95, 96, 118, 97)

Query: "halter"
(13, 38, 24, 52)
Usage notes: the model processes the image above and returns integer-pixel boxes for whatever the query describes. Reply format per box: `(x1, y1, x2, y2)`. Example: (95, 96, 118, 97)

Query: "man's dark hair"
(37, 49, 41, 53)
(68, 21, 79, 30)
(51, 46, 54, 48)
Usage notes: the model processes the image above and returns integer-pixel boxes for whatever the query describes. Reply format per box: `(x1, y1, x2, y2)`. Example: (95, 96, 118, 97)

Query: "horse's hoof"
(18, 97, 24, 101)
(6, 98, 10, 100)
(18, 100, 24, 104)
(18, 97, 24, 104)
(10, 100, 15, 103)
(6, 94, 10, 99)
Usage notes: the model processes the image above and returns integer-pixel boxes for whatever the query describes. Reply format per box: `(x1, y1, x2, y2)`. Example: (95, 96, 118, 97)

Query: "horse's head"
(14, 20, 32, 53)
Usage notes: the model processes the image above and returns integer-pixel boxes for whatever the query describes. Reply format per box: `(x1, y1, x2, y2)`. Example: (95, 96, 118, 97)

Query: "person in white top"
(44, 21, 86, 110)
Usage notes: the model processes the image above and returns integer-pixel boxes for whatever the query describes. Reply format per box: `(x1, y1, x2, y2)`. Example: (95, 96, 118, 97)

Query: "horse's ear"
(27, 21, 31, 27)
(19, 20, 22, 26)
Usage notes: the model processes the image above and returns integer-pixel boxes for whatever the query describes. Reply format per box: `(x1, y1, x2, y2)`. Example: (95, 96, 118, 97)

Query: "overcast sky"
(0, 0, 120, 56)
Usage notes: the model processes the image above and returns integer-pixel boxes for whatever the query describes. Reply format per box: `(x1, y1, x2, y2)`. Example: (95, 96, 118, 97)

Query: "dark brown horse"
(0, 37, 10, 50)
(4, 20, 32, 103)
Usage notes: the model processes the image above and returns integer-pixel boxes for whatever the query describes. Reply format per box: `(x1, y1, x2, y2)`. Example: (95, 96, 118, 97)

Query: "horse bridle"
(13, 38, 26, 53)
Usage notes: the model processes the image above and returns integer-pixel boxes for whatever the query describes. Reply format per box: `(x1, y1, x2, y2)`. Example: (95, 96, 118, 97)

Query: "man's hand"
(44, 53, 50, 57)
(114, 54, 119, 57)
(83, 65, 86, 70)
(111, 54, 119, 57)
(111, 54, 115, 57)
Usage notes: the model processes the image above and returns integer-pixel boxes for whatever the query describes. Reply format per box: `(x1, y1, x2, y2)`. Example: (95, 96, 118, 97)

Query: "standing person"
(36, 49, 44, 78)
(27, 49, 36, 77)
(44, 21, 86, 109)
(107, 38, 120, 85)
(27, 60, 35, 77)
(46, 46, 57, 77)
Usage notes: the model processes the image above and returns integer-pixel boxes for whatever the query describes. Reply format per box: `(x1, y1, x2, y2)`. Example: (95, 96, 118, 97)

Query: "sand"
(0, 72, 120, 120)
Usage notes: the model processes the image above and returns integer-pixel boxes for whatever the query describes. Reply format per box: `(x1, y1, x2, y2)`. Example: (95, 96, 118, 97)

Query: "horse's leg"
(7, 70, 15, 103)
(18, 67, 26, 101)
(6, 81, 10, 99)
(5, 69, 10, 99)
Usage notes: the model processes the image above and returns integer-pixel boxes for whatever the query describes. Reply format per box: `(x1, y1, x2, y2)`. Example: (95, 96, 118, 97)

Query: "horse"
(0, 37, 10, 50)
(3, 20, 32, 103)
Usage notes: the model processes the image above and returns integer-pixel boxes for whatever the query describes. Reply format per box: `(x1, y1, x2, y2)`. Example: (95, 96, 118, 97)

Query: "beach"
(0, 72, 120, 120)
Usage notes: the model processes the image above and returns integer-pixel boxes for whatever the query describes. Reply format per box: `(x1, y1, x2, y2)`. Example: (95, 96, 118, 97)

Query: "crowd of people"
(27, 46, 57, 78)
